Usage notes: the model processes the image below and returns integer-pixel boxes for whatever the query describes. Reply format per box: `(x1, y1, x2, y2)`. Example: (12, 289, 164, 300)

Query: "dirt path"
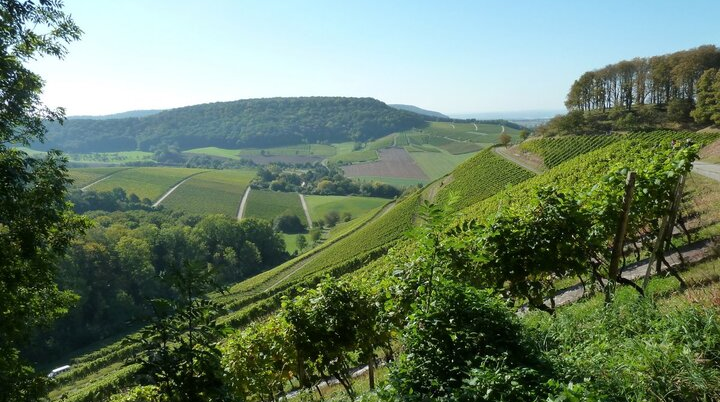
(492, 147, 543, 174)
(152, 172, 206, 207)
(265, 201, 397, 291)
(237, 187, 251, 220)
(550, 239, 713, 308)
(299, 193, 313, 228)
(501, 125, 505, 134)
(80, 168, 131, 191)
(693, 161, 720, 182)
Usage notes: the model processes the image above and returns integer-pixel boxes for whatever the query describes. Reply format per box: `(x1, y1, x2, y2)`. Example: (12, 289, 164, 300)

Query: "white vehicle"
(48, 365, 71, 378)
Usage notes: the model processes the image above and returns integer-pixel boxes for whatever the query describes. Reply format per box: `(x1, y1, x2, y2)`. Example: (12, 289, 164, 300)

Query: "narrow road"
(237, 187, 251, 220)
(492, 147, 542, 174)
(550, 239, 712, 308)
(80, 168, 130, 191)
(152, 173, 204, 207)
(693, 161, 720, 182)
(299, 193, 313, 228)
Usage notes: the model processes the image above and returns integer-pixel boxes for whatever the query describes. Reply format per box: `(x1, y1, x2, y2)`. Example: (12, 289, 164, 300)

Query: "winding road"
(299, 193, 313, 228)
(153, 173, 205, 207)
(693, 161, 720, 182)
(237, 187, 251, 220)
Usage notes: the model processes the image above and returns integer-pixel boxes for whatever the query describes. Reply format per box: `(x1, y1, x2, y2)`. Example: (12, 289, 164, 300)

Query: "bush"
(383, 280, 549, 400)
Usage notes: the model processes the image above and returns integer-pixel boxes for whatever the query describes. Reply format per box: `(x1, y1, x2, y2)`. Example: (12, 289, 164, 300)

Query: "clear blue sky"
(29, 0, 720, 116)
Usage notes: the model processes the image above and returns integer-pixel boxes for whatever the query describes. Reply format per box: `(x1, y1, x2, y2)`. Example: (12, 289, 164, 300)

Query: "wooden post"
(642, 175, 686, 291)
(605, 171, 636, 304)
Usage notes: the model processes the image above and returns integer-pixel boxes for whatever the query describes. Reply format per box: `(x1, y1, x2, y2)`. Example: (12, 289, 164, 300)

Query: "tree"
(498, 132, 512, 147)
(324, 210, 341, 227)
(0, 1, 85, 399)
(127, 261, 229, 401)
(273, 213, 305, 234)
(692, 68, 720, 125)
(295, 234, 308, 251)
(519, 129, 530, 141)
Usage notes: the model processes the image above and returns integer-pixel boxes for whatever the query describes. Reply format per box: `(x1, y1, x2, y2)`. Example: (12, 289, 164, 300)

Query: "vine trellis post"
(606, 171, 636, 304)
(642, 174, 687, 291)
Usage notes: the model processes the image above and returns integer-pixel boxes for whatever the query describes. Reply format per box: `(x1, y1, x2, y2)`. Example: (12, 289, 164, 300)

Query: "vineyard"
(85, 167, 208, 201)
(68, 167, 130, 188)
(158, 169, 256, 216)
(304, 195, 389, 222)
(520, 131, 720, 168)
(243, 190, 308, 225)
(433, 149, 535, 211)
(46, 130, 720, 401)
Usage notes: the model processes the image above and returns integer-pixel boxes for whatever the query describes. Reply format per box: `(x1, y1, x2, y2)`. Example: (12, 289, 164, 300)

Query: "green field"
(88, 167, 208, 201)
(186, 144, 336, 160)
(68, 151, 154, 164)
(243, 190, 307, 225)
(304, 195, 389, 223)
(68, 167, 130, 188)
(159, 169, 256, 216)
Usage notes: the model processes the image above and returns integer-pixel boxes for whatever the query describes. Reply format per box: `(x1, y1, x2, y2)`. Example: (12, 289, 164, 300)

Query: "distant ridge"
(389, 104, 449, 119)
(68, 109, 164, 120)
(40, 97, 427, 153)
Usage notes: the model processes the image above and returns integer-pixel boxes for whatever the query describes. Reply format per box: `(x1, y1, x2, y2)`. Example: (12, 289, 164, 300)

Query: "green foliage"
(109, 385, 167, 402)
(692, 68, 720, 125)
(383, 278, 548, 400)
(274, 213, 306, 234)
(535, 296, 720, 401)
(520, 131, 720, 168)
(0, 1, 84, 399)
(222, 316, 296, 401)
(433, 149, 535, 211)
(126, 261, 230, 402)
(40, 97, 428, 152)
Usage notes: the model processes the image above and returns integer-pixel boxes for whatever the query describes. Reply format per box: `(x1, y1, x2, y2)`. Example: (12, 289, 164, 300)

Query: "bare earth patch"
(341, 148, 429, 180)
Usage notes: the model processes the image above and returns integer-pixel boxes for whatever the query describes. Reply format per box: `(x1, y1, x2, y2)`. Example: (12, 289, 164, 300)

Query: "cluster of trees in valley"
(253, 164, 403, 198)
(38, 97, 429, 153)
(540, 45, 720, 135)
(24, 189, 289, 362)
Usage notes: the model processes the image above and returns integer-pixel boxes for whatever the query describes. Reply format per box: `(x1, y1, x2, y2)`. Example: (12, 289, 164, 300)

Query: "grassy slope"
(88, 167, 208, 201)
(159, 169, 256, 216)
(244, 190, 307, 225)
(304, 195, 389, 222)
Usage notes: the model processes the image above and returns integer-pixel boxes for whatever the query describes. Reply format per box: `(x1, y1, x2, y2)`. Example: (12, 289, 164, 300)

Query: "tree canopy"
(38, 97, 429, 152)
(0, 0, 84, 399)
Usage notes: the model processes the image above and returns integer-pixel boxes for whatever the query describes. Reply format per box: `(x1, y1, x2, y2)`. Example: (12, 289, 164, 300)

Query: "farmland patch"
(341, 148, 428, 180)
(160, 169, 256, 216)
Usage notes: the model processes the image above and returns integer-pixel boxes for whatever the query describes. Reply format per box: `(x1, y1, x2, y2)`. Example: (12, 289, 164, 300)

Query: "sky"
(28, 0, 720, 117)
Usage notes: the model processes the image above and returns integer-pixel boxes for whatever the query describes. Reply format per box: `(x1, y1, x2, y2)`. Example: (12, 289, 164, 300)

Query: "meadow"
(159, 169, 256, 216)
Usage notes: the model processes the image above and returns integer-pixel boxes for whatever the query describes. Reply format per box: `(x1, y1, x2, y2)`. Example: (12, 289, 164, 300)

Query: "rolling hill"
(38, 97, 428, 153)
(389, 104, 449, 119)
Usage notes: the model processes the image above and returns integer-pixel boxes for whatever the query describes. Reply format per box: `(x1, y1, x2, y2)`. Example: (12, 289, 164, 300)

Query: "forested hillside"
(36, 97, 428, 153)
(539, 45, 720, 135)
